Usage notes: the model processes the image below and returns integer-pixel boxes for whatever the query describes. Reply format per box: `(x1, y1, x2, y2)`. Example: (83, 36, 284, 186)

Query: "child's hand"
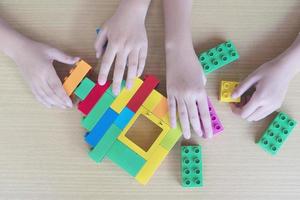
(95, 0, 150, 95)
(166, 45, 213, 139)
(13, 39, 79, 108)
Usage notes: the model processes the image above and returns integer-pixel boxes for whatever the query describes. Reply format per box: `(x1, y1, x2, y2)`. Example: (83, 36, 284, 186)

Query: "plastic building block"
(152, 96, 169, 120)
(160, 124, 182, 151)
(107, 140, 146, 176)
(74, 77, 95, 100)
(142, 90, 163, 112)
(106, 80, 126, 97)
(110, 78, 143, 113)
(257, 112, 297, 155)
(81, 92, 115, 131)
(114, 107, 135, 130)
(85, 108, 118, 147)
(127, 75, 160, 112)
(118, 106, 170, 160)
(63, 60, 92, 96)
(219, 81, 240, 103)
(89, 124, 122, 163)
(181, 145, 203, 188)
(199, 41, 239, 74)
(78, 81, 111, 115)
(135, 145, 168, 185)
(207, 98, 224, 135)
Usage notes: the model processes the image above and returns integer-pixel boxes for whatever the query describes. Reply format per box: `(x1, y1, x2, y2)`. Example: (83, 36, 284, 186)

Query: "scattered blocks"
(74, 77, 95, 100)
(181, 145, 203, 188)
(199, 41, 239, 74)
(257, 112, 297, 155)
(219, 81, 240, 103)
(207, 98, 224, 135)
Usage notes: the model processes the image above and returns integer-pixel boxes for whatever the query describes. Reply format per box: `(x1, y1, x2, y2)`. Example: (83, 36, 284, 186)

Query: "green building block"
(257, 112, 297, 155)
(81, 92, 115, 131)
(89, 124, 122, 163)
(106, 80, 126, 97)
(160, 124, 182, 151)
(74, 77, 95, 100)
(181, 145, 203, 188)
(107, 140, 146, 177)
(198, 41, 239, 74)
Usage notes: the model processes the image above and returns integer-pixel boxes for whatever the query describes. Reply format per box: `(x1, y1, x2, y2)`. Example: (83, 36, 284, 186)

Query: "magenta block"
(207, 98, 224, 135)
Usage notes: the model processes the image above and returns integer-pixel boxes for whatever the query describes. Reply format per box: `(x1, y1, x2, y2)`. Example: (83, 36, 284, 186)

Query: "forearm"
(117, 0, 151, 20)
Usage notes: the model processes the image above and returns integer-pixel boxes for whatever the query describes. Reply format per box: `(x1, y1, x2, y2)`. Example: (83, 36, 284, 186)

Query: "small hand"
(13, 39, 80, 108)
(166, 45, 213, 139)
(94, 2, 148, 95)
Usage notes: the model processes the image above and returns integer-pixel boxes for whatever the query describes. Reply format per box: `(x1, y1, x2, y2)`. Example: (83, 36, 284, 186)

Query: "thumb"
(232, 74, 260, 99)
(49, 48, 80, 65)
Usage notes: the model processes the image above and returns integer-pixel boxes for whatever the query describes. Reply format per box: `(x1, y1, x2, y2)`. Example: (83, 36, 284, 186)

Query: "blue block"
(114, 107, 135, 130)
(85, 108, 118, 147)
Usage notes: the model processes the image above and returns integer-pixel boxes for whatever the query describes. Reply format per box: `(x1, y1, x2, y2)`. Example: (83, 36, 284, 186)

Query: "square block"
(207, 98, 224, 135)
(198, 41, 239, 74)
(181, 145, 203, 188)
(257, 112, 297, 155)
(63, 60, 92, 96)
(219, 81, 240, 103)
(107, 140, 146, 177)
(135, 145, 168, 185)
(160, 124, 182, 151)
(142, 90, 163, 112)
(110, 78, 143, 113)
(74, 77, 95, 100)
(152, 96, 169, 122)
(114, 107, 135, 130)
(118, 106, 170, 160)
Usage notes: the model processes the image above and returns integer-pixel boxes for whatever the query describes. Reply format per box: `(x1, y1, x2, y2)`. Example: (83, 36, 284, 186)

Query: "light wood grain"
(0, 0, 300, 199)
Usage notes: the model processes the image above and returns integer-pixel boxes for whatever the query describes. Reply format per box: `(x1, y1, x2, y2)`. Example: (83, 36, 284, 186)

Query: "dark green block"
(74, 77, 95, 100)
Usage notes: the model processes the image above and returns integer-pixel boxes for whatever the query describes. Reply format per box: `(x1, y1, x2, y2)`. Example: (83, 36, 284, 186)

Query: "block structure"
(257, 112, 297, 155)
(181, 145, 203, 188)
(219, 81, 240, 103)
(198, 41, 239, 74)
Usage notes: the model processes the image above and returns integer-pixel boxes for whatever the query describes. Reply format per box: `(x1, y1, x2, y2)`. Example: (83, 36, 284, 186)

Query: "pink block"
(207, 98, 224, 135)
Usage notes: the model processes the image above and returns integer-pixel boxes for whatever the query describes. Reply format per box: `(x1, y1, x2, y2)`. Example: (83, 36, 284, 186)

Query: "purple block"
(207, 98, 224, 135)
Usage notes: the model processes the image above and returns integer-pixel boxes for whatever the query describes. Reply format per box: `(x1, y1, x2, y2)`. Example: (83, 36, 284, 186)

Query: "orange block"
(63, 60, 92, 96)
(152, 96, 169, 121)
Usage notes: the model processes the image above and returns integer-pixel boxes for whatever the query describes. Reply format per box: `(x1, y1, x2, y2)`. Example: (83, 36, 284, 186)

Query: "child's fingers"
(126, 49, 139, 89)
(177, 98, 191, 139)
(99, 42, 117, 85)
(31, 85, 51, 108)
(232, 74, 260, 99)
(95, 29, 108, 58)
(247, 106, 274, 122)
(197, 96, 213, 139)
(137, 46, 147, 77)
(185, 98, 202, 137)
(40, 81, 65, 108)
(238, 94, 261, 119)
(112, 51, 128, 95)
(167, 95, 177, 128)
(49, 48, 80, 65)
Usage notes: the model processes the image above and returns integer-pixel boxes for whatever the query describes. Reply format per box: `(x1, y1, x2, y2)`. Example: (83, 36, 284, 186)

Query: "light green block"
(106, 80, 126, 97)
(81, 92, 115, 131)
(107, 140, 146, 176)
(160, 124, 182, 151)
(89, 124, 122, 163)
(74, 77, 95, 100)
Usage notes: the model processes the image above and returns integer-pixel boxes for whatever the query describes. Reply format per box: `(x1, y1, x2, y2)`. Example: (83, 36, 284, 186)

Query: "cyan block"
(74, 77, 95, 100)
(114, 107, 135, 130)
(85, 108, 118, 147)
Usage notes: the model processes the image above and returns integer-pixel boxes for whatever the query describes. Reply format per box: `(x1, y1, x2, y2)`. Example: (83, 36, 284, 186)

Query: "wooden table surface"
(0, 1, 300, 199)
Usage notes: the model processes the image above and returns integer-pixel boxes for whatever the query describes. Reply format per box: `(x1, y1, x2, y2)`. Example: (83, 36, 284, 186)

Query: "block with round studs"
(219, 81, 240, 103)
(257, 112, 297, 155)
(207, 98, 224, 135)
(181, 145, 203, 188)
(198, 41, 239, 74)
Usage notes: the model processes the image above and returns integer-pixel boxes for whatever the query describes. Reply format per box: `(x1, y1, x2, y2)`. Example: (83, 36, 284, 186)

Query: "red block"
(78, 81, 111, 115)
(127, 75, 160, 112)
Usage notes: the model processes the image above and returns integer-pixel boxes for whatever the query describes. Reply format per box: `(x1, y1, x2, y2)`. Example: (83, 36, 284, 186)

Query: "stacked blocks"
(63, 60, 182, 185)
(219, 81, 240, 103)
(199, 41, 239, 74)
(257, 112, 297, 155)
(181, 145, 203, 188)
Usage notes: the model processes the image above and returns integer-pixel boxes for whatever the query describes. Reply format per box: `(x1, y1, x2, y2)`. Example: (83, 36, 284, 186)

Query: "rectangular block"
(152, 96, 169, 121)
(181, 145, 203, 188)
(110, 78, 143, 113)
(78, 81, 111, 115)
(85, 108, 118, 147)
(74, 77, 95, 100)
(207, 98, 224, 135)
(199, 41, 239, 74)
(142, 90, 163, 112)
(135, 145, 168, 185)
(127, 75, 160, 112)
(257, 112, 297, 155)
(114, 107, 135, 130)
(107, 140, 146, 177)
(63, 60, 92, 96)
(219, 81, 240, 103)
(89, 124, 122, 163)
(106, 80, 126, 97)
(160, 124, 182, 151)
(81, 92, 115, 131)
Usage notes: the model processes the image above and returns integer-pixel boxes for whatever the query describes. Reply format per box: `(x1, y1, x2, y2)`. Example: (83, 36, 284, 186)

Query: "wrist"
(118, 0, 151, 20)
(8, 36, 34, 61)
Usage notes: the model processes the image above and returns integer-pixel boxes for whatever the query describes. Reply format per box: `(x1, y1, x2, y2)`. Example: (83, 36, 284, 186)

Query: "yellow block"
(135, 145, 168, 185)
(152, 96, 170, 124)
(219, 80, 241, 103)
(142, 90, 163, 112)
(63, 60, 92, 96)
(110, 78, 143, 113)
(118, 106, 170, 160)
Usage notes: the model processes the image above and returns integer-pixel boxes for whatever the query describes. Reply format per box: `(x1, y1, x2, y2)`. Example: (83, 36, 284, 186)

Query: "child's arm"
(95, 0, 151, 95)
(231, 34, 300, 121)
(163, 0, 212, 139)
(0, 18, 79, 108)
